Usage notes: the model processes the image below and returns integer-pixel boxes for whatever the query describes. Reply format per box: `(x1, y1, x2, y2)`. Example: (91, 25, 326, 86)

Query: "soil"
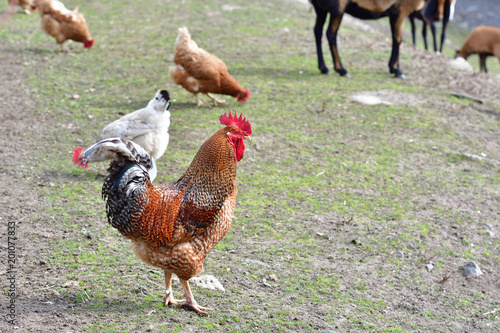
(1, 2, 499, 333)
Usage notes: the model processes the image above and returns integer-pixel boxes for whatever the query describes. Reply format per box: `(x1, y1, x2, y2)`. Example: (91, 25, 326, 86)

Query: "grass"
(1, 0, 500, 332)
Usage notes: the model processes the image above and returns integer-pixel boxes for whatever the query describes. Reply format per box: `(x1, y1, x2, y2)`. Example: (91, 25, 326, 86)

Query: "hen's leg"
(59, 43, 68, 52)
(164, 271, 182, 306)
(206, 93, 227, 106)
(179, 278, 212, 316)
(196, 94, 209, 107)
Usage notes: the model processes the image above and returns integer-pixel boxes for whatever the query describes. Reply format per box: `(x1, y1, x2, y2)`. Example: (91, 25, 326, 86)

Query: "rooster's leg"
(179, 278, 213, 316)
(164, 271, 183, 306)
(206, 93, 227, 106)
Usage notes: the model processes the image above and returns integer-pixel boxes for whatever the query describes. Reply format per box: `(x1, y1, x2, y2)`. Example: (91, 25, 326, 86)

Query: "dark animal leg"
(439, 0, 451, 53)
(326, 14, 348, 77)
(409, 15, 416, 46)
(422, 20, 428, 51)
(479, 53, 488, 73)
(312, 5, 330, 74)
(388, 11, 405, 78)
(423, 0, 439, 53)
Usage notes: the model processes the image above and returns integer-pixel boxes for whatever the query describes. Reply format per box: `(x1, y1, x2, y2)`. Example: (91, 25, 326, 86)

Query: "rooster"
(35, 0, 93, 51)
(73, 90, 171, 180)
(80, 111, 252, 315)
(169, 27, 250, 107)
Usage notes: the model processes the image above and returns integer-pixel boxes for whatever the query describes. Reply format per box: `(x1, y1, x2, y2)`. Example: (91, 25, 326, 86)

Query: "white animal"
(73, 90, 171, 179)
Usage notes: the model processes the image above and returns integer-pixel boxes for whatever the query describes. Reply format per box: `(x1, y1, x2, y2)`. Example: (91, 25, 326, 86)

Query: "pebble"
(426, 263, 434, 272)
(484, 224, 494, 237)
(243, 259, 269, 267)
(462, 261, 483, 278)
(81, 228, 92, 240)
(190, 275, 225, 292)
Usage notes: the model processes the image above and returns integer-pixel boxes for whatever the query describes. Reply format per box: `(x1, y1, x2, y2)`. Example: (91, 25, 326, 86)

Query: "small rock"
(462, 153, 484, 161)
(269, 274, 278, 281)
(426, 263, 434, 272)
(63, 281, 80, 288)
(449, 57, 473, 72)
(190, 275, 225, 292)
(350, 94, 391, 105)
(221, 4, 242, 11)
(243, 259, 268, 267)
(81, 228, 92, 240)
(485, 223, 493, 231)
(484, 230, 494, 237)
(462, 261, 483, 278)
(262, 278, 272, 287)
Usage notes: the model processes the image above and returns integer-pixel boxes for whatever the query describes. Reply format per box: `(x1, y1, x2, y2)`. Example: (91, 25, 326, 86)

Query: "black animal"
(310, 0, 425, 78)
(409, 0, 455, 53)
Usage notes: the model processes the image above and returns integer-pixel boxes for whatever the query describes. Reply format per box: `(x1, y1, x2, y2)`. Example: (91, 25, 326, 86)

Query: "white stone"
(190, 275, 225, 292)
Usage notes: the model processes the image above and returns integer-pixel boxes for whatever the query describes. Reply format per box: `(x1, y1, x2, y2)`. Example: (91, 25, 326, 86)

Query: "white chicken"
(73, 90, 171, 180)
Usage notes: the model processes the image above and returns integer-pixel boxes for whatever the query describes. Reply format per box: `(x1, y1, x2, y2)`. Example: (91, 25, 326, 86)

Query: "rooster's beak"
(244, 136, 251, 141)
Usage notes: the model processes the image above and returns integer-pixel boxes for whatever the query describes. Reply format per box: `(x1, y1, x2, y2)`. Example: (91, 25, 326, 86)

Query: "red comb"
(219, 110, 252, 135)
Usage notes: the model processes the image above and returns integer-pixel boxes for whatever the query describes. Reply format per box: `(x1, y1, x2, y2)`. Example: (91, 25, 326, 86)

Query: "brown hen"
(35, 0, 93, 51)
(169, 27, 249, 107)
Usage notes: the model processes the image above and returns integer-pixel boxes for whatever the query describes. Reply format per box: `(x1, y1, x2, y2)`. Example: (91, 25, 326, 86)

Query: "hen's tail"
(177, 26, 190, 39)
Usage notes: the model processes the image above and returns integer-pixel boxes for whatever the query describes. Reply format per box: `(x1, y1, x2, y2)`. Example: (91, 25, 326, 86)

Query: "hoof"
(337, 69, 349, 77)
(320, 68, 330, 74)
(391, 67, 405, 79)
(396, 73, 406, 80)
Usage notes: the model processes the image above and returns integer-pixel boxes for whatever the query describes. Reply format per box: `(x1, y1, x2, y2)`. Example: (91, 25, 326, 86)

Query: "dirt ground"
(1, 2, 500, 332)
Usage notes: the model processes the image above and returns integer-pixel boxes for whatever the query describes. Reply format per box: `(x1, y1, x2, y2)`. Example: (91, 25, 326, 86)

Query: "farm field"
(0, 0, 499, 332)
